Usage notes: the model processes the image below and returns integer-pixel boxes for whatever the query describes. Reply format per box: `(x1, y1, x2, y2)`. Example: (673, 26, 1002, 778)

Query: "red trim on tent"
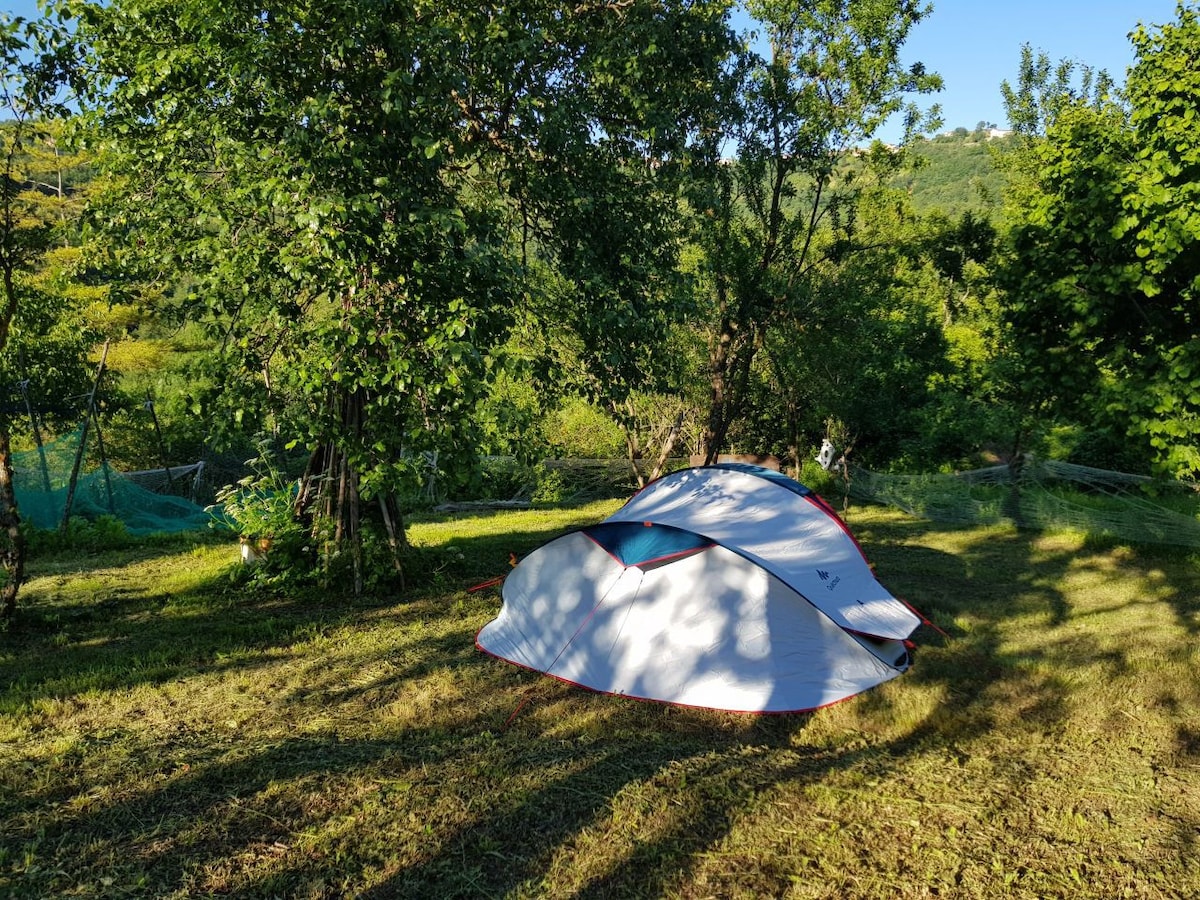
(804, 493, 872, 565)
(474, 640, 877, 716)
(897, 595, 949, 638)
(467, 575, 506, 593)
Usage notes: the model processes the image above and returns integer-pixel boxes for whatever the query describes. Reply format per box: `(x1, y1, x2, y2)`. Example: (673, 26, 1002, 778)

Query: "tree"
(0, 9, 80, 622)
(483, 0, 732, 486)
(759, 185, 961, 470)
(0, 119, 97, 432)
(997, 3, 1200, 476)
(689, 0, 941, 461)
(79, 0, 737, 589)
(80, 0, 513, 590)
(1119, 3, 1200, 473)
(999, 43, 1114, 140)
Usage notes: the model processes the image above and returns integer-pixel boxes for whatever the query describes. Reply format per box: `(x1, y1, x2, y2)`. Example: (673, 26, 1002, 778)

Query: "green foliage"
(544, 397, 626, 460)
(206, 439, 326, 588)
(999, 43, 1116, 139)
(469, 455, 537, 502)
(519, 155, 702, 412)
(893, 131, 1009, 217)
(21, 0, 1195, 551)
(0, 119, 99, 434)
(473, 363, 549, 461)
(1039, 424, 1147, 472)
(530, 462, 570, 506)
(795, 454, 840, 495)
(79, 0, 525, 546)
(997, 4, 1200, 477)
(208, 440, 302, 542)
(75, 0, 739, 591)
(1, 7, 88, 621)
(497, 2, 731, 476)
(24, 513, 130, 553)
(689, 0, 942, 457)
(757, 184, 1012, 471)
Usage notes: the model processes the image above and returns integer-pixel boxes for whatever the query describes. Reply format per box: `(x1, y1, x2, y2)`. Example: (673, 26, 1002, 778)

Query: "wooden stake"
(60, 340, 108, 531)
(144, 392, 175, 491)
(91, 406, 115, 514)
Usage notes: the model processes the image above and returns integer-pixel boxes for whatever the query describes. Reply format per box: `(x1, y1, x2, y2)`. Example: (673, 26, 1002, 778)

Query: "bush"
(531, 463, 570, 506)
(1040, 424, 1149, 474)
(208, 439, 306, 543)
(796, 456, 841, 497)
(472, 456, 537, 501)
(24, 515, 134, 553)
(545, 399, 625, 459)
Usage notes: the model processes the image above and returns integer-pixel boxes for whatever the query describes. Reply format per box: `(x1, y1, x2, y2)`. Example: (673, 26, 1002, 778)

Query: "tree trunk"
(645, 410, 685, 484)
(701, 317, 736, 463)
(346, 462, 363, 596)
(0, 428, 26, 623)
(378, 493, 407, 592)
(785, 399, 801, 480)
(299, 386, 378, 595)
(701, 322, 762, 464)
(611, 398, 646, 489)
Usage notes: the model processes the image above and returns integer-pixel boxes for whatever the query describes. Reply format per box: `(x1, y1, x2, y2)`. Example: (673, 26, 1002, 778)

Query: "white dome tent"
(477, 464, 928, 713)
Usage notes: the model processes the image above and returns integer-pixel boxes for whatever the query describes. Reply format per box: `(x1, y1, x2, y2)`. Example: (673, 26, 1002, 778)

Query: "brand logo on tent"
(816, 569, 830, 581)
(817, 568, 841, 591)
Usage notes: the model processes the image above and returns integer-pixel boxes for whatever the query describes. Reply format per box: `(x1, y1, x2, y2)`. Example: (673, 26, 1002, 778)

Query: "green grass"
(2, 503, 1198, 898)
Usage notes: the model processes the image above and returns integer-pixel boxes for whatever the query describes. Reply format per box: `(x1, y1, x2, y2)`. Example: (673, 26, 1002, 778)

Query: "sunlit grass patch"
(2, 504, 1198, 898)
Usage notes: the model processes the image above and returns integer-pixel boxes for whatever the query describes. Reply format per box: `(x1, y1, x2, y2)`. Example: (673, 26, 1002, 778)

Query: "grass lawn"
(1, 500, 1198, 898)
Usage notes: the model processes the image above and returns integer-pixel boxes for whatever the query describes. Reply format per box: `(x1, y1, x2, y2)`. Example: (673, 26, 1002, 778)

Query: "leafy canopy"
(999, 2, 1200, 476)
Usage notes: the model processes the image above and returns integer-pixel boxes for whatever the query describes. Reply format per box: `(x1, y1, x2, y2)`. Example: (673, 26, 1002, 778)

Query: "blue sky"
(866, 0, 1184, 142)
(5, 0, 1185, 143)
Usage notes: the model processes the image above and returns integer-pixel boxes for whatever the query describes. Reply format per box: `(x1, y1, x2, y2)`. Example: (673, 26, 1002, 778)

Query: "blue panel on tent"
(709, 463, 814, 498)
(584, 522, 714, 568)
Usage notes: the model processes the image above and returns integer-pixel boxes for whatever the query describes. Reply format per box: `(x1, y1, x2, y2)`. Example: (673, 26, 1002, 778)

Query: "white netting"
(123, 461, 206, 496)
(845, 457, 1200, 548)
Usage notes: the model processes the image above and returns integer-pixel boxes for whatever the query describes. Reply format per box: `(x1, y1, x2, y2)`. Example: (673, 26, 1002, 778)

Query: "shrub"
(531, 463, 570, 506)
(545, 399, 625, 459)
(24, 515, 134, 553)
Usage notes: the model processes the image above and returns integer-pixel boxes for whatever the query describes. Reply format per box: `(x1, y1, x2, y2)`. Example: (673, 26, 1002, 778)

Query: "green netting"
(12, 427, 216, 535)
(845, 457, 1200, 549)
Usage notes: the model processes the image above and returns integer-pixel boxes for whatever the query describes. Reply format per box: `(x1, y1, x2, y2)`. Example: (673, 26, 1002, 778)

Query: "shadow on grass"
(305, 512, 1200, 895)
(2, 504, 1198, 897)
(0, 503, 611, 712)
(2, 566, 328, 712)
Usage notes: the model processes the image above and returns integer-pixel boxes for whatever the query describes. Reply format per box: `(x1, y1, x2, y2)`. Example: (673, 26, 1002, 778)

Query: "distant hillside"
(890, 129, 1013, 218)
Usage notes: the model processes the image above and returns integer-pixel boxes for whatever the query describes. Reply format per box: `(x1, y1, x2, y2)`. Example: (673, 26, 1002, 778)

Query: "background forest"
(2, 0, 1199, 609)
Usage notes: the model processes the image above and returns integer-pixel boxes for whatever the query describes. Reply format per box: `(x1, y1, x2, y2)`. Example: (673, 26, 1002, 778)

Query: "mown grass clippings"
(1, 503, 1198, 898)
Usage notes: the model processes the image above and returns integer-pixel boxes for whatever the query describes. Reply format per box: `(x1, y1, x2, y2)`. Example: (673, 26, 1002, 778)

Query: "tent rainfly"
(476, 463, 926, 714)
